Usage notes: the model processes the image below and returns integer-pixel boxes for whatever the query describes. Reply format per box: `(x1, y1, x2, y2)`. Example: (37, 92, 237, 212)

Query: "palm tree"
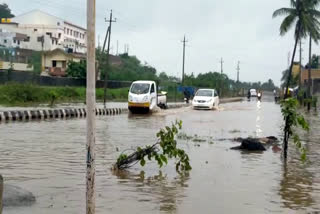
(273, 0, 320, 159)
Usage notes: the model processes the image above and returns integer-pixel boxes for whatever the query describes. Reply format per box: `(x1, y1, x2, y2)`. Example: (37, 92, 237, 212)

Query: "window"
(17, 40, 20, 45)
(58, 33, 61, 38)
(34, 29, 37, 32)
(4, 39, 7, 43)
(13, 39, 16, 43)
(150, 84, 155, 93)
(195, 90, 213, 97)
(52, 60, 57, 67)
(70, 30, 73, 35)
(57, 22, 60, 26)
(67, 29, 69, 35)
(130, 83, 150, 94)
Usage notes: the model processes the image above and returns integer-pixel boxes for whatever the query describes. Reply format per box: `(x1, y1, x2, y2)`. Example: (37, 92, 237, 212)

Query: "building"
(42, 48, 86, 77)
(0, 47, 34, 71)
(301, 68, 320, 94)
(0, 10, 87, 53)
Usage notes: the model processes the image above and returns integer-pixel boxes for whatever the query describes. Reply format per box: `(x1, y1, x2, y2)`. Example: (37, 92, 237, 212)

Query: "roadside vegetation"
(273, 0, 320, 160)
(0, 83, 129, 106)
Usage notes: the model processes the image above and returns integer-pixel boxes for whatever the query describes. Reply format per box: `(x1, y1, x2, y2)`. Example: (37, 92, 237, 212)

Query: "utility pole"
(220, 57, 224, 74)
(236, 61, 240, 83)
(103, 10, 116, 108)
(86, 0, 96, 213)
(181, 35, 188, 85)
(98, 35, 100, 49)
(116, 40, 119, 55)
(102, 27, 110, 53)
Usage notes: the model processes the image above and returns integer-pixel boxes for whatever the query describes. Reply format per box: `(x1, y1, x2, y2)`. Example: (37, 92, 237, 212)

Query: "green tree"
(66, 60, 87, 79)
(273, 0, 320, 159)
(0, 3, 14, 18)
(305, 54, 319, 68)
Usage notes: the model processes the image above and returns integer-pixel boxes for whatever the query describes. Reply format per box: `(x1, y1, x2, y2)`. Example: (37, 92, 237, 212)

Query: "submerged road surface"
(1, 97, 320, 213)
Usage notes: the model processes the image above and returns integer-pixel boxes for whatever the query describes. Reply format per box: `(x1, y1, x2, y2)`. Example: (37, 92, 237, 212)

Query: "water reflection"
(112, 170, 189, 213)
(279, 163, 314, 210)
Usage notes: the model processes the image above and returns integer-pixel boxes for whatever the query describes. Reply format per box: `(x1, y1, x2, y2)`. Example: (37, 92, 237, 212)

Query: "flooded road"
(1, 97, 320, 213)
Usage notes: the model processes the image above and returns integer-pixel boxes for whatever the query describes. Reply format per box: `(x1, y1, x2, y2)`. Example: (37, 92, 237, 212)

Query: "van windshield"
(196, 90, 213, 97)
(130, 83, 150, 94)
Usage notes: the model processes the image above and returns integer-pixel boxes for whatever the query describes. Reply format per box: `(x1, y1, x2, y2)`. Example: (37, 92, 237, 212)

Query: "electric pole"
(236, 61, 240, 83)
(103, 10, 116, 108)
(116, 40, 119, 55)
(181, 35, 188, 85)
(220, 57, 224, 74)
(86, 0, 96, 213)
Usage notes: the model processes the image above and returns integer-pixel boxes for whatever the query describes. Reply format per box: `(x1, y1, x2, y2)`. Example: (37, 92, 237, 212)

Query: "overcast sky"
(2, 0, 319, 86)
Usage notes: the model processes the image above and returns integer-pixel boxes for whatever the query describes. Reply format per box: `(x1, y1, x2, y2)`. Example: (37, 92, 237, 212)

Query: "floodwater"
(1, 96, 320, 213)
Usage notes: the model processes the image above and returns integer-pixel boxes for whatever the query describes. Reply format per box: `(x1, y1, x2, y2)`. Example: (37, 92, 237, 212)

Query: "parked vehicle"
(250, 89, 257, 97)
(128, 80, 167, 113)
(192, 89, 219, 110)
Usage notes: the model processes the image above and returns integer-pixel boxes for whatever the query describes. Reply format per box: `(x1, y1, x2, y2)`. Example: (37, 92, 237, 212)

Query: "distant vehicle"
(250, 89, 257, 97)
(178, 86, 196, 103)
(192, 89, 219, 110)
(128, 80, 167, 113)
(257, 91, 262, 101)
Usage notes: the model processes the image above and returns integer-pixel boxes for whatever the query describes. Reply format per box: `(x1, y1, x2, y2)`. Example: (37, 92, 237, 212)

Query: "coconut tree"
(273, 0, 320, 159)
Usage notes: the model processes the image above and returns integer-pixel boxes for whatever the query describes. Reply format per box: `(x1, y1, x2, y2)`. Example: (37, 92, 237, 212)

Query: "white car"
(192, 89, 220, 110)
(250, 89, 257, 97)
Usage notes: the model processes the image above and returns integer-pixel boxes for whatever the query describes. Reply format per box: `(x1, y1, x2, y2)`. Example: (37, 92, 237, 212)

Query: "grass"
(0, 83, 129, 106)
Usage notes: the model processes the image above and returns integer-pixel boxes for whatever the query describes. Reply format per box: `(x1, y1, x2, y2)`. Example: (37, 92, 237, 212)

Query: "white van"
(128, 81, 167, 113)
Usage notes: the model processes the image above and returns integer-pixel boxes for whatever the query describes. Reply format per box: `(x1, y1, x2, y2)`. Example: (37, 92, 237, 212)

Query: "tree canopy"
(0, 3, 14, 18)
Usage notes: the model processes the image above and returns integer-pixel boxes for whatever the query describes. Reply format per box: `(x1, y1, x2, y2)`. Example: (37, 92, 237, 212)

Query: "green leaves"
(117, 120, 191, 172)
(273, 0, 320, 41)
(140, 158, 146, 167)
(281, 98, 309, 161)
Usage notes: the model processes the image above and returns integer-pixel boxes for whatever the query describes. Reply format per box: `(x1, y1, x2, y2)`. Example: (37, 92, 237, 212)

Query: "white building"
(0, 10, 87, 53)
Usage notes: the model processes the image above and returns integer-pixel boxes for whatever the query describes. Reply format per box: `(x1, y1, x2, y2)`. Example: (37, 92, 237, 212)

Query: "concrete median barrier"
(0, 107, 127, 123)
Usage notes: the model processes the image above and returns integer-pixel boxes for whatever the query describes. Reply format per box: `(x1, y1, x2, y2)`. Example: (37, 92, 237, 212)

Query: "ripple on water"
(1, 99, 320, 213)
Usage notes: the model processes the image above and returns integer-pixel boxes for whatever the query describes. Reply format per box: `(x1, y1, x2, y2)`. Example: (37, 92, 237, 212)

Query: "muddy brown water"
(1, 98, 320, 213)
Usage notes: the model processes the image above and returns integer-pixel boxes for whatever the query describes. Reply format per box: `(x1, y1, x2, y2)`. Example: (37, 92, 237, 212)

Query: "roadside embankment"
(0, 83, 129, 106)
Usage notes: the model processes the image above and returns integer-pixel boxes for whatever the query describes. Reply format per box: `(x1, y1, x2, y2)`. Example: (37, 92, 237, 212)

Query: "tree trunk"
(308, 35, 312, 112)
(283, 34, 300, 160)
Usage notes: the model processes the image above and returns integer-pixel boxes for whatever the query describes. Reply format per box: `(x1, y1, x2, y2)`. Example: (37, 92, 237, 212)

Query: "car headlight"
(129, 95, 133, 101)
(206, 99, 212, 103)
